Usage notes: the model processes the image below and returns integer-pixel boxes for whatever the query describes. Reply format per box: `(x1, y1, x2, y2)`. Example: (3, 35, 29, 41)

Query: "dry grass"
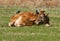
(0, 0, 60, 7)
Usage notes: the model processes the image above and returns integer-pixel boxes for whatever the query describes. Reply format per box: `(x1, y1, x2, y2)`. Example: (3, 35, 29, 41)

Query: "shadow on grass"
(0, 22, 52, 28)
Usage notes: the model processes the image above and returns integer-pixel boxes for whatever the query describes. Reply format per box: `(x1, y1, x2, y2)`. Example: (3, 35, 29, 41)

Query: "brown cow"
(8, 10, 50, 27)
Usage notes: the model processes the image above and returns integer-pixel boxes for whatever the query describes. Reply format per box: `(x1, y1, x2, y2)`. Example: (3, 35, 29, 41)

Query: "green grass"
(0, 6, 60, 41)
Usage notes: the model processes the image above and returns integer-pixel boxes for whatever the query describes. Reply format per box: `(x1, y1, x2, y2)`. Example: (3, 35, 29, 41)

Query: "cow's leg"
(34, 21, 39, 24)
(14, 16, 23, 27)
(14, 23, 21, 27)
(25, 21, 33, 26)
(14, 22, 26, 27)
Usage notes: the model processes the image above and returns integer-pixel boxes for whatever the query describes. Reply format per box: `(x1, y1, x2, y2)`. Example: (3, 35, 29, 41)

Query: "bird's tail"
(16, 10, 20, 14)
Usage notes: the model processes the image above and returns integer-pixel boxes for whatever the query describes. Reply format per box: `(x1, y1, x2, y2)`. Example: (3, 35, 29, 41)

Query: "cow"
(8, 10, 50, 27)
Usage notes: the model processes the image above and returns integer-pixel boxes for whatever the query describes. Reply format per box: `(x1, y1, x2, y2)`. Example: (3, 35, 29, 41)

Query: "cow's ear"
(36, 10, 39, 14)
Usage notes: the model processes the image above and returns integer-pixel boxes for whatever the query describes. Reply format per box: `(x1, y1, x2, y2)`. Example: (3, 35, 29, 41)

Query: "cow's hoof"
(45, 24, 50, 27)
(8, 23, 11, 27)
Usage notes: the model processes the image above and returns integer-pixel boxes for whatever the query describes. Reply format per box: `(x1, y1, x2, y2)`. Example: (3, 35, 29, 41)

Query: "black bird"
(16, 10, 20, 14)
(36, 10, 39, 14)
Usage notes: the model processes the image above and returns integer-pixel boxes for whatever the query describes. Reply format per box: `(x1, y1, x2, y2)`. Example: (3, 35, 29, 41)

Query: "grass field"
(0, 6, 60, 41)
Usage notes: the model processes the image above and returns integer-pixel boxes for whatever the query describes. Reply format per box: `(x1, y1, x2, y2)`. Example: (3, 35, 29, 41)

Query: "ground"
(0, 6, 60, 41)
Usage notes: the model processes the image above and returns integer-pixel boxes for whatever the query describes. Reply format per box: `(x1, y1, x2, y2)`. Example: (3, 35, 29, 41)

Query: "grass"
(0, 6, 60, 41)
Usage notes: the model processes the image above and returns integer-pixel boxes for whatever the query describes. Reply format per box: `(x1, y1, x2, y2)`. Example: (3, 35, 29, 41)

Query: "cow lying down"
(8, 10, 50, 27)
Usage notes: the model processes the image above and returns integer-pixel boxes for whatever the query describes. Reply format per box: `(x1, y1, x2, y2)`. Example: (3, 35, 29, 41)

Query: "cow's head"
(35, 10, 50, 26)
(35, 10, 45, 24)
